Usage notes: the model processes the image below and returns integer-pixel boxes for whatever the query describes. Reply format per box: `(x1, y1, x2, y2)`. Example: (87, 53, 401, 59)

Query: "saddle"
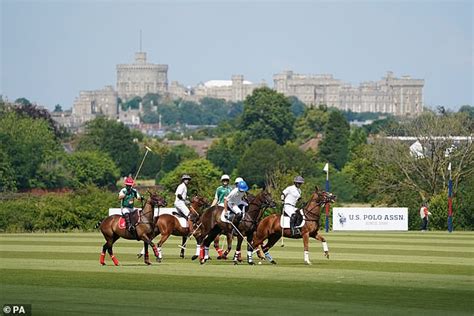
(172, 210, 188, 220)
(118, 209, 141, 229)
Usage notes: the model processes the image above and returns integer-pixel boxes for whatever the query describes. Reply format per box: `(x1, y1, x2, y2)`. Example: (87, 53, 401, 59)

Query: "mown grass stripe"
(1, 269, 472, 315)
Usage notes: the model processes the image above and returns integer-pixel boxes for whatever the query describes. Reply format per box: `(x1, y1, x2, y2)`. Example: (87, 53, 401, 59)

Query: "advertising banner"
(333, 207, 408, 231)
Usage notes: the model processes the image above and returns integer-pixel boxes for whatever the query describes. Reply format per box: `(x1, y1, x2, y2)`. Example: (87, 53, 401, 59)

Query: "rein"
(301, 195, 326, 222)
(241, 195, 272, 225)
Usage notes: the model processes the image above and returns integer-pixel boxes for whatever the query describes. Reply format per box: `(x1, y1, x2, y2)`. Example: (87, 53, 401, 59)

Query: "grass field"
(0, 231, 473, 316)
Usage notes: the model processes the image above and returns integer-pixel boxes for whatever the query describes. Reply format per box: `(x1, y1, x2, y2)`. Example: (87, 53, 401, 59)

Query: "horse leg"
(220, 233, 232, 260)
(100, 242, 108, 265)
(144, 242, 150, 265)
(303, 232, 311, 265)
(233, 234, 244, 264)
(315, 232, 329, 259)
(192, 236, 201, 261)
(155, 233, 170, 263)
(180, 236, 187, 259)
(200, 226, 221, 264)
(246, 231, 255, 265)
(261, 234, 280, 264)
(106, 234, 120, 266)
(214, 235, 224, 259)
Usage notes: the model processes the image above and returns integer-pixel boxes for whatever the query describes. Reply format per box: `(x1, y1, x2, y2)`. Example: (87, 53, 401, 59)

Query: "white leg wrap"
(304, 251, 309, 262)
(322, 242, 329, 252)
(158, 247, 162, 259)
(195, 245, 200, 256)
(140, 247, 145, 255)
(204, 246, 209, 259)
(247, 250, 253, 261)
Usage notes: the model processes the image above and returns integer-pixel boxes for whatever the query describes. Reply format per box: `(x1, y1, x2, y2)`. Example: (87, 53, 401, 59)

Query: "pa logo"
(338, 213, 347, 226)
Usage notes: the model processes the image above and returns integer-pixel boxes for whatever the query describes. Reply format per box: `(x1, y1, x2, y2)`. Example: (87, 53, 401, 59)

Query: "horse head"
(309, 186, 336, 207)
(256, 189, 276, 208)
(190, 194, 210, 215)
(147, 190, 167, 208)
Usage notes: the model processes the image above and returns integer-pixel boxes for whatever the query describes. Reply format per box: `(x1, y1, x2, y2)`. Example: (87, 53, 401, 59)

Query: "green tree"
(64, 151, 120, 188)
(318, 110, 350, 170)
(348, 127, 368, 158)
(206, 137, 239, 174)
(14, 97, 32, 106)
(236, 139, 286, 187)
(160, 159, 221, 200)
(53, 104, 63, 112)
(288, 96, 306, 117)
(294, 106, 329, 141)
(0, 111, 61, 189)
(76, 117, 140, 176)
(0, 147, 16, 191)
(240, 87, 295, 145)
(161, 144, 198, 173)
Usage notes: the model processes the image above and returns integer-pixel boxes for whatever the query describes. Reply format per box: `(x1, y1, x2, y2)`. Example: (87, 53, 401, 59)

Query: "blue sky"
(1, 0, 472, 110)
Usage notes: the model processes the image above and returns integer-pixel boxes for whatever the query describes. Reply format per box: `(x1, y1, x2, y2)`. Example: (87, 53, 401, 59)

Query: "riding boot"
(290, 213, 299, 237)
(125, 213, 136, 236)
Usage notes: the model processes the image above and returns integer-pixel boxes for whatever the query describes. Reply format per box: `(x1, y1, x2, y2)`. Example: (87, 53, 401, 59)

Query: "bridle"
(242, 192, 274, 225)
(301, 192, 328, 222)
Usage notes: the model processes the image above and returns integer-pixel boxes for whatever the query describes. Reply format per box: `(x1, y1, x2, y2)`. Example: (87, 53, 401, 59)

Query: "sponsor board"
(109, 208, 175, 217)
(333, 207, 408, 231)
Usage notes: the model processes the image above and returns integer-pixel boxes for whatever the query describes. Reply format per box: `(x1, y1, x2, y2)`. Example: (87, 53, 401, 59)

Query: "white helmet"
(221, 174, 230, 181)
(234, 177, 244, 184)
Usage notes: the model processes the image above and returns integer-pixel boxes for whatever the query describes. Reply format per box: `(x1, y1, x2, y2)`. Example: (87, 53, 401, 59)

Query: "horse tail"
(94, 220, 102, 229)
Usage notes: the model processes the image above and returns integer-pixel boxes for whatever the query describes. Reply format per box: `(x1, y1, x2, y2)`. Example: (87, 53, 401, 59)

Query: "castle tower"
(116, 51, 168, 101)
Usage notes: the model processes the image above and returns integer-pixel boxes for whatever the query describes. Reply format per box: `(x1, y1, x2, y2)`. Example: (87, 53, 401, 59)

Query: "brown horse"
(198, 189, 276, 264)
(251, 187, 336, 265)
(153, 195, 210, 262)
(99, 190, 167, 266)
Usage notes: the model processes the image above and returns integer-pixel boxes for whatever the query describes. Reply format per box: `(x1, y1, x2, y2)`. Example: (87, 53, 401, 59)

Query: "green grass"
(0, 232, 473, 315)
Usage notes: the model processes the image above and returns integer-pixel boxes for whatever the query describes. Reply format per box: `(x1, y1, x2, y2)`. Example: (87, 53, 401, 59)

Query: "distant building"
(71, 85, 118, 125)
(192, 75, 266, 102)
(116, 52, 168, 101)
(274, 71, 424, 116)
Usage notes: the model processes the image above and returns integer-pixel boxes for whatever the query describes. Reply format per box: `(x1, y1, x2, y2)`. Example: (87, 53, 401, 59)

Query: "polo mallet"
(177, 222, 202, 249)
(228, 220, 255, 252)
(280, 206, 285, 247)
(134, 146, 152, 181)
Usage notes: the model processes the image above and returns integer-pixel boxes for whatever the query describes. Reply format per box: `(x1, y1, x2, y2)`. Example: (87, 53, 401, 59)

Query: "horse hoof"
(248, 261, 255, 265)
(137, 254, 143, 259)
(305, 261, 312, 265)
(200, 259, 207, 265)
(180, 254, 184, 259)
(270, 260, 277, 265)
(156, 258, 162, 263)
(145, 261, 151, 265)
(191, 255, 198, 261)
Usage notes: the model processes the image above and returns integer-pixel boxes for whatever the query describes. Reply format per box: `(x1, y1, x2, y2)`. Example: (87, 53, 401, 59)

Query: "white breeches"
(283, 204, 297, 217)
(228, 203, 242, 215)
(121, 207, 133, 215)
(175, 200, 190, 217)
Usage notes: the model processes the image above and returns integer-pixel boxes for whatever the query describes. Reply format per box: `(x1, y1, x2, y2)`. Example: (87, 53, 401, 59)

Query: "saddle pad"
(118, 217, 126, 229)
(280, 210, 305, 229)
(220, 210, 232, 223)
(157, 208, 188, 228)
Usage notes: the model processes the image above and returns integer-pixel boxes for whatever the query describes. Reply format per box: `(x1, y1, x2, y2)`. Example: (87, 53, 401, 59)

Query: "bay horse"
(251, 187, 336, 265)
(153, 194, 210, 262)
(198, 189, 276, 265)
(99, 190, 167, 266)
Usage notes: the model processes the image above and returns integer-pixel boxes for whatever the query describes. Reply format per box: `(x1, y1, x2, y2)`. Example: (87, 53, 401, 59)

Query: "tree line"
(1, 93, 472, 231)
